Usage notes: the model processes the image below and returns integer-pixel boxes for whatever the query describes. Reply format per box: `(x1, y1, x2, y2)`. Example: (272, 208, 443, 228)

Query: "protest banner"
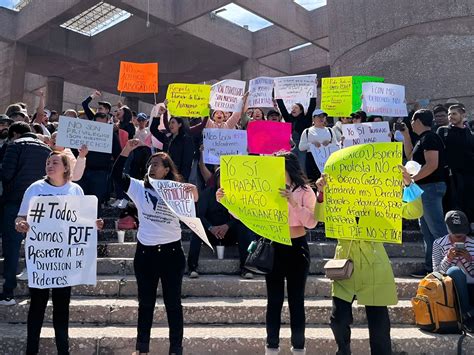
(362, 82, 408, 117)
(56, 116, 114, 153)
(210, 79, 246, 112)
(117, 61, 158, 93)
(149, 179, 212, 249)
(309, 143, 340, 173)
(324, 142, 403, 244)
(220, 155, 290, 245)
(341, 122, 391, 147)
(203, 128, 247, 165)
(274, 74, 317, 112)
(248, 77, 274, 108)
(166, 83, 211, 117)
(247, 121, 291, 155)
(25, 196, 98, 289)
(321, 76, 384, 117)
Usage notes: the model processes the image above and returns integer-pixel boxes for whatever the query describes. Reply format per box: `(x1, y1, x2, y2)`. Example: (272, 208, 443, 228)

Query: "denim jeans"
(419, 182, 448, 271)
(447, 266, 474, 319)
(2, 202, 23, 297)
(134, 240, 185, 354)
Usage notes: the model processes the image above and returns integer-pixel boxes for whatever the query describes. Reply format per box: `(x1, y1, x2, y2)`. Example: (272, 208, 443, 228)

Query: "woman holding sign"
(15, 151, 104, 355)
(217, 152, 317, 355)
(113, 139, 198, 355)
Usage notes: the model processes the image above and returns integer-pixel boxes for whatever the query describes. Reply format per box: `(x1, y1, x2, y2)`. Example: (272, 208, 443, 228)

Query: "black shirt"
(437, 125, 474, 174)
(412, 130, 445, 185)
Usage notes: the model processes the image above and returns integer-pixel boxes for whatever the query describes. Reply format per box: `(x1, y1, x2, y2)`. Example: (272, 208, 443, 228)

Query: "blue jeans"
(447, 266, 474, 319)
(2, 202, 24, 297)
(419, 182, 448, 271)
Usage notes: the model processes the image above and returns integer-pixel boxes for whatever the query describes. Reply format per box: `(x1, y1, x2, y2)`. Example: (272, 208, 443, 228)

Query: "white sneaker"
(16, 268, 28, 281)
(0, 295, 16, 306)
(117, 199, 128, 209)
(189, 271, 199, 279)
(265, 347, 280, 354)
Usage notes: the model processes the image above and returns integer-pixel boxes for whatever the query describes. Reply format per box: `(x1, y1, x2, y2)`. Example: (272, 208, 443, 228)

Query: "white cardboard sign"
(341, 122, 391, 147)
(203, 128, 247, 165)
(274, 74, 317, 112)
(362, 82, 408, 117)
(309, 143, 340, 173)
(248, 77, 274, 108)
(210, 79, 246, 112)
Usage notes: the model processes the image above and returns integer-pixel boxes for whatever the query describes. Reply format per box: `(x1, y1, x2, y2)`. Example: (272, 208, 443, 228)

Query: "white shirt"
(299, 126, 336, 151)
(126, 178, 181, 245)
(19, 180, 84, 216)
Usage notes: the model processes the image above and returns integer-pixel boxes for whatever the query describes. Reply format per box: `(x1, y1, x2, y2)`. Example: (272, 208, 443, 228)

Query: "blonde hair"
(45, 151, 71, 182)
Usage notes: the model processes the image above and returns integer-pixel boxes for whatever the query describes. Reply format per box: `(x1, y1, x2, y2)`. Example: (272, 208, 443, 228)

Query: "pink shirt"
(206, 111, 240, 129)
(288, 185, 317, 228)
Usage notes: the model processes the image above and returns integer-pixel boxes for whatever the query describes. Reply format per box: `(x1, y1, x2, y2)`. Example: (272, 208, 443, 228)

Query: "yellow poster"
(321, 76, 353, 117)
(324, 142, 404, 244)
(220, 155, 291, 245)
(166, 83, 211, 118)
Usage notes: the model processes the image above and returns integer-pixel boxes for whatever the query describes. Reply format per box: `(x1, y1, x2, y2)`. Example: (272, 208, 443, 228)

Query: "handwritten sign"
(362, 82, 408, 117)
(352, 76, 384, 113)
(203, 128, 247, 165)
(324, 142, 403, 244)
(220, 155, 290, 245)
(117, 61, 158, 93)
(56, 116, 114, 153)
(149, 179, 212, 249)
(210, 80, 246, 112)
(341, 122, 391, 147)
(248, 77, 274, 108)
(247, 121, 291, 155)
(26, 196, 98, 288)
(166, 83, 211, 118)
(309, 143, 340, 173)
(274, 74, 316, 112)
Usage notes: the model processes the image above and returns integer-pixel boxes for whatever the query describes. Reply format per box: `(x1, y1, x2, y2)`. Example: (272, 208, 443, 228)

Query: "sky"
(0, 0, 17, 9)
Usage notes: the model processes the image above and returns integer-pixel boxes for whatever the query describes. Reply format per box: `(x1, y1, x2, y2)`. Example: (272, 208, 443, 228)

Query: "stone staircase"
(0, 208, 470, 354)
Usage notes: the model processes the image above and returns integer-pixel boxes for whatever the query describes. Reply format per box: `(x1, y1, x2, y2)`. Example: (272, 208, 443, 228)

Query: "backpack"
(412, 272, 461, 333)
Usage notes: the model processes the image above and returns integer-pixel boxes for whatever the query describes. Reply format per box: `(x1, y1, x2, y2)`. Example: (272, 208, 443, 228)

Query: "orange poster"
(117, 61, 158, 93)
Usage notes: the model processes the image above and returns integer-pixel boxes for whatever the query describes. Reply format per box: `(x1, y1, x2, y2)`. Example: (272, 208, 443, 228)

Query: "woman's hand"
(184, 184, 199, 202)
(316, 174, 327, 192)
(279, 187, 297, 208)
(96, 219, 104, 231)
(398, 165, 412, 186)
(15, 218, 30, 233)
(121, 139, 141, 157)
(78, 145, 89, 158)
(216, 187, 225, 203)
(313, 141, 321, 148)
(322, 140, 330, 147)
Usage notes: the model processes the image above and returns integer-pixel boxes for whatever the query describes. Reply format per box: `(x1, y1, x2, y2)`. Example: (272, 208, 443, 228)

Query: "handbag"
(324, 240, 353, 280)
(244, 238, 274, 275)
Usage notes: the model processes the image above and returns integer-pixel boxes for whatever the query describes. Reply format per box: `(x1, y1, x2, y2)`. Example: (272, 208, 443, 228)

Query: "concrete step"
(8, 275, 420, 299)
(0, 324, 464, 355)
(0, 298, 415, 325)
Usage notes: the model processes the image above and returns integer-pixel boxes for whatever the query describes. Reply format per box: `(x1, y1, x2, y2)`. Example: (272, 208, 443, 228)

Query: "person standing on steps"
(113, 139, 198, 355)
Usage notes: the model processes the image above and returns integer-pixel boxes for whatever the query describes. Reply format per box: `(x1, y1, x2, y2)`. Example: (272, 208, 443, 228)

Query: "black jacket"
(1, 133, 51, 203)
(277, 97, 317, 137)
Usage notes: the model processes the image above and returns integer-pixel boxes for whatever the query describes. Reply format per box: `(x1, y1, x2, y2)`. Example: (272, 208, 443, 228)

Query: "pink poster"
(247, 121, 292, 154)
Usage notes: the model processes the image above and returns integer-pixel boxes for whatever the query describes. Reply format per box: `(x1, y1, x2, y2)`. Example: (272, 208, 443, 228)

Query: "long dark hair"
(119, 106, 133, 128)
(276, 151, 308, 191)
(144, 152, 183, 188)
(169, 116, 187, 136)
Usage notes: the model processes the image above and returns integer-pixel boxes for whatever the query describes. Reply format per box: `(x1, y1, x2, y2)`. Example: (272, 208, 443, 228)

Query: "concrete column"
(0, 41, 27, 112)
(46, 76, 64, 112)
(240, 59, 260, 81)
(124, 96, 139, 113)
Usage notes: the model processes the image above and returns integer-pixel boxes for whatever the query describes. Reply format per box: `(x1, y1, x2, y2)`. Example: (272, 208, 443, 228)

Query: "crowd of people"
(0, 83, 473, 354)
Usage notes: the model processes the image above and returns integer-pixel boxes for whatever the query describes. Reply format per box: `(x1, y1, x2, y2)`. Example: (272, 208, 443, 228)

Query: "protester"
(0, 122, 51, 305)
(217, 152, 316, 354)
(433, 104, 449, 131)
(333, 116, 353, 143)
(266, 109, 282, 122)
(402, 109, 448, 277)
(116, 104, 136, 139)
(433, 210, 474, 331)
(81, 90, 112, 121)
(113, 139, 197, 355)
(14, 151, 103, 354)
(30, 91, 51, 137)
(49, 132, 88, 181)
(350, 110, 367, 123)
(367, 115, 383, 122)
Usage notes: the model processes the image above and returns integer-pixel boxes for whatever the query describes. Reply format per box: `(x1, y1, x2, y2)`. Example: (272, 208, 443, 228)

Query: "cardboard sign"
(362, 82, 408, 117)
(220, 155, 290, 245)
(26, 196, 98, 288)
(341, 122, 391, 147)
(324, 142, 403, 244)
(274, 74, 317, 112)
(248, 77, 274, 108)
(309, 143, 340, 173)
(210, 80, 246, 112)
(56, 116, 114, 153)
(247, 121, 291, 155)
(117, 61, 158, 93)
(166, 83, 211, 118)
(149, 179, 212, 249)
(203, 128, 247, 165)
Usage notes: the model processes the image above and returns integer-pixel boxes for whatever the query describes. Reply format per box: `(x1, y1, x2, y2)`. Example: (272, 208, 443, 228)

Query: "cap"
(445, 210, 470, 235)
(98, 101, 112, 112)
(266, 109, 280, 117)
(8, 110, 26, 119)
(312, 109, 327, 117)
(44, 109, 51, 118)
(0, 114, 13, 125)
(350, 110, 367, 120)
(137, 112, 149, 121)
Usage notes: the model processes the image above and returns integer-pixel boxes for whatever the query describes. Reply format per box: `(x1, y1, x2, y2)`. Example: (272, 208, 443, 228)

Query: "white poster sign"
(309, 143, 340, 173)
(362, 82, 408, 117)
(210, 79, 246, 112)
(56, 116, 114, 153)
(149, 179, 212, 249)
(26, 195, 98, 289)
(274, 74, 317, 112)
(248, 77, 274, 108)
(203, 128, 247, 165)
(342, 122, 391, 147)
